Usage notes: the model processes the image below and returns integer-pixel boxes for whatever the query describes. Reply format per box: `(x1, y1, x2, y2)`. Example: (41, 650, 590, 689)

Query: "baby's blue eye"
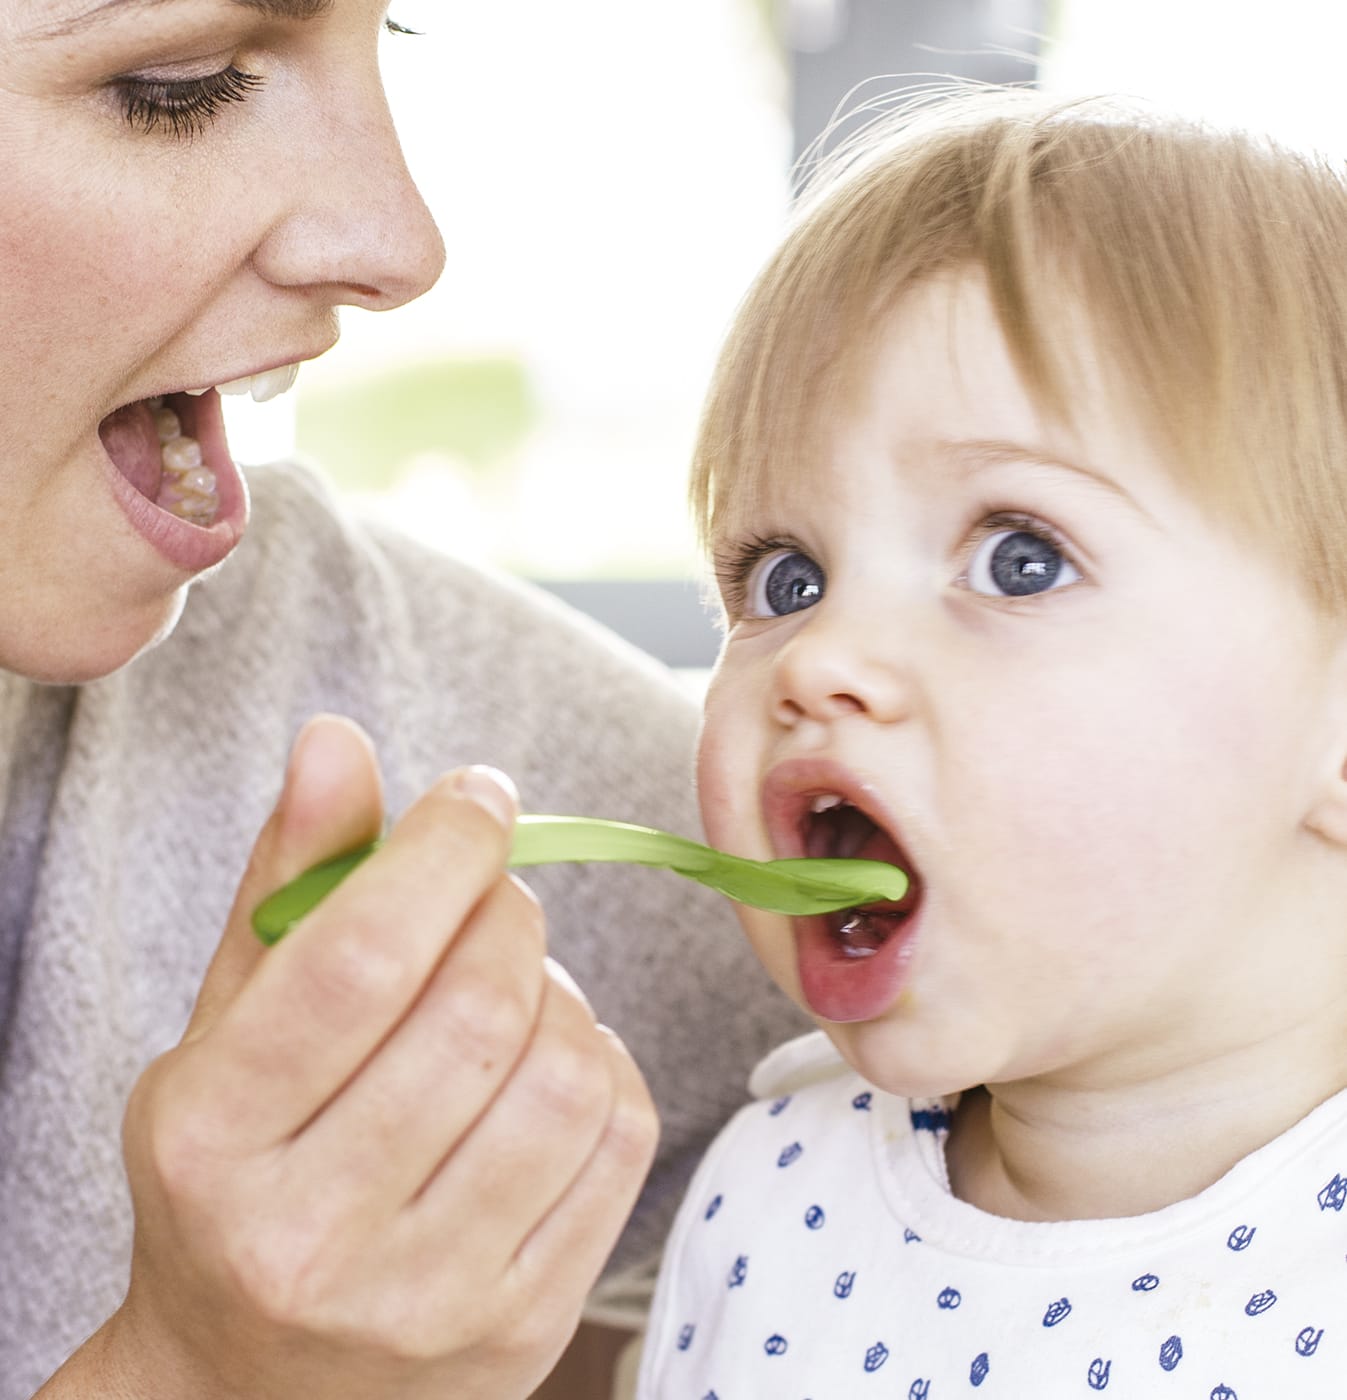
(967, 528, 1080, 597)
(748, 550, 826, 616)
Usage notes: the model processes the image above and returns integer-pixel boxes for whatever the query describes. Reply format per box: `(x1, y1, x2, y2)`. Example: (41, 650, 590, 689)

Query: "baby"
(637, 89, 1347, 1398)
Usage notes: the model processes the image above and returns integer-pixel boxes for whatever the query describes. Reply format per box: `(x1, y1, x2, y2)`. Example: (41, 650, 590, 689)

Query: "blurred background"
(226, 0, 1347, 670)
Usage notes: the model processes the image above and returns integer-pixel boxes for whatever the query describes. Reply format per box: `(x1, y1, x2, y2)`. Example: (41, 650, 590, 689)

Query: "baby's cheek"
(695, 695, 753, 852)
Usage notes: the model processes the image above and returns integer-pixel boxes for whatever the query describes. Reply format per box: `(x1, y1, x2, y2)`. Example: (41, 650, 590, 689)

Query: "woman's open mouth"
(95, 364, 298, 573)
(98, 364, 299, 529)
(100, 392, 224, 525)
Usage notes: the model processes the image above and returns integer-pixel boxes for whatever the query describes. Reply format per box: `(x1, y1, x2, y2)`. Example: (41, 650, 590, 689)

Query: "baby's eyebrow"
(32, 0, 332, 41)
(937, 437, 1154, 521)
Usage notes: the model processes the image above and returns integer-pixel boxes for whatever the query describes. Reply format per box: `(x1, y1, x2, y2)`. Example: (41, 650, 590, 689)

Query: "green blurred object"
(294, 355, 538, 492)
(252, 814, 910, 945)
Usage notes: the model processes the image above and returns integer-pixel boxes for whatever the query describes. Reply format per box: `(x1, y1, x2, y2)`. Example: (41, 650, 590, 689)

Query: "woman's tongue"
(99, 401, 162, 500)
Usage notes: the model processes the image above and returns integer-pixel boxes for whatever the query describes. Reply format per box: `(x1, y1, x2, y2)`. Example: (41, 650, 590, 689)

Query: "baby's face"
(697, 270, 1347, 1100)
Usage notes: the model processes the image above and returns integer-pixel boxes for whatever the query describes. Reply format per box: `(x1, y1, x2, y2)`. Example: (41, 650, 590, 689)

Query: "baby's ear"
(1305, 775, 1347, 848)
(1304, 645, 1347, 848)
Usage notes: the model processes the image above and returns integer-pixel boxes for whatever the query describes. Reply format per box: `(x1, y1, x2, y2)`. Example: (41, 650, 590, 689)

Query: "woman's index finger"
(196, 772, 519, 1148)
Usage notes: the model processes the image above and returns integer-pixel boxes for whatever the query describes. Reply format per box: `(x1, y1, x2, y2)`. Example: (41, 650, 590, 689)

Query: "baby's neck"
(943, 1019, 1347, 1222)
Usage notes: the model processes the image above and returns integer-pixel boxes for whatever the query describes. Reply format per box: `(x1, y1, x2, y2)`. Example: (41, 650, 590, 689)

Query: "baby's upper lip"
(761, 756, 907, 860)
(763, 757, 922, 917)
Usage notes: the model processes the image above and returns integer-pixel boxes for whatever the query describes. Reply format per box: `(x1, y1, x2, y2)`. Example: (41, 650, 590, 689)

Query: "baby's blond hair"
(692, 87, 1347, 611)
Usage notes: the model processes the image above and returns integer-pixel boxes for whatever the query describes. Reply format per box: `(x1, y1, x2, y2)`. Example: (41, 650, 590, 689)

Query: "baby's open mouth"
(803, 795, 922, 958)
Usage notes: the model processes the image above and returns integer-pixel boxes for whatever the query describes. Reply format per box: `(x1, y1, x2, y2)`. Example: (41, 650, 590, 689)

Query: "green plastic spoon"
(251, 813, 910, 945)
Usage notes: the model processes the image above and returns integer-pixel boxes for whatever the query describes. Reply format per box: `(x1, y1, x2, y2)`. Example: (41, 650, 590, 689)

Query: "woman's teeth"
(150, 401, 217, 523)
(144, 363, 299, 523)
(186, 363, 299, 403)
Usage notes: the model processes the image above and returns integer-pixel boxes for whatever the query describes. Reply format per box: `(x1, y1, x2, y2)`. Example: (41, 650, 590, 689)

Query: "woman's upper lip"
(132, 343, 337, 404)
(761, 756, 906, 860)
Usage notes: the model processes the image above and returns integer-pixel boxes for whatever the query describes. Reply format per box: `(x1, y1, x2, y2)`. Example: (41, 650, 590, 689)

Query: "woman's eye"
(117, 66, 264, 139)
(966, 527, 1080, 598)
(746, 550, 826, 617)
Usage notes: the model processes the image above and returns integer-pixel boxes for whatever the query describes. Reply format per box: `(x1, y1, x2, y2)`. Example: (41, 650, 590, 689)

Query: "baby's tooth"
(216, 377, 254, 397)
(248, 363, 300, 403)
(154, 407, 181, 443)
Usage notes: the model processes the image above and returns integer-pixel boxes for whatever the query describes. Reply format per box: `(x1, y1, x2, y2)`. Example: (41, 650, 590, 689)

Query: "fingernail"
(283, 715, 351, 804)
(452, 764, 518, 830)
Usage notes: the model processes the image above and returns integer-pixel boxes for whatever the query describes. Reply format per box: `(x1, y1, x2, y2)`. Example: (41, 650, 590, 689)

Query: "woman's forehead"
(10, 0, 332, 36)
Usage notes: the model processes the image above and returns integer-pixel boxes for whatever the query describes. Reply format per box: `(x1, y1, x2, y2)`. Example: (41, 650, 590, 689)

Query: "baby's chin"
(818, 1016, 993, 1104)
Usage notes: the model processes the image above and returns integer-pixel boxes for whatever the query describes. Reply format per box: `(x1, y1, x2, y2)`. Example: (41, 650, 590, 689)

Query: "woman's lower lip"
(795, 908, 920, 1022)
(100, 389, 249, 574)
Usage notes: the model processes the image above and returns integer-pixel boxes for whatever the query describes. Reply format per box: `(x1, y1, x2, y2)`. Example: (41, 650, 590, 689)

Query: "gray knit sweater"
(0, 462, 803, 1398)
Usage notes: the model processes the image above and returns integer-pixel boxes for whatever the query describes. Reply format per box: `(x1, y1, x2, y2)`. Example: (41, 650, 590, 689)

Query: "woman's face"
(0, 0, 445, 681)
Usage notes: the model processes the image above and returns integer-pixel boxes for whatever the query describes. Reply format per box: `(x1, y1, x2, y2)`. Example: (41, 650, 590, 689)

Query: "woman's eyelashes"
(116, 66, 264, 138)
(960, 512, 1082, 598)
(115, 17, 417, 139)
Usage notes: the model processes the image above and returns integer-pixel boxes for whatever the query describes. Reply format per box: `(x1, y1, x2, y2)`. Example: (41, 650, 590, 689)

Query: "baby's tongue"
(98, 401, 161, 500)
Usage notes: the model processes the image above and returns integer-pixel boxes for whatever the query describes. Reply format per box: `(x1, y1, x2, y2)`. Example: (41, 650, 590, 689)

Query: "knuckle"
(522, 1029, 611, 1123)
(435, 962, 535, 1068)
(130, 1075, 219, 1202)
(488, 1284, 580, 1362)
(422, 775, 511, 862)
(603, 1080, 660, 1172)
(231, 1227, 321, 1327)
(304, 917, 407, 1017)
(222, 1201, 352, 1331)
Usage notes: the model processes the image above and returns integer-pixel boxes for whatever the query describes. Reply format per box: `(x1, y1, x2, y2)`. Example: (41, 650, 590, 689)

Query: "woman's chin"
(4, 590, 189, 685)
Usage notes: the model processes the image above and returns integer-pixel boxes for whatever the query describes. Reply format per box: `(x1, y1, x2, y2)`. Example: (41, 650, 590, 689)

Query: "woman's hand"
(66, 715, 658, 1400)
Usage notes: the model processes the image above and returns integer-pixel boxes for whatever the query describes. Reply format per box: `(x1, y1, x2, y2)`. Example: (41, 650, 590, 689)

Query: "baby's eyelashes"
(958, 512, 1083, 599)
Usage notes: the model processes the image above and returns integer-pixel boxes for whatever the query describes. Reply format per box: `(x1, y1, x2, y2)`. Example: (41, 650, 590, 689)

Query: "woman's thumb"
(184, 714, 386, 1038)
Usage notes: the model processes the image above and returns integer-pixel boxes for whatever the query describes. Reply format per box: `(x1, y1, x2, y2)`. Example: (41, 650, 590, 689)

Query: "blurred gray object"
(535, 578, 722, 670)
(788, 0, 1047, 168)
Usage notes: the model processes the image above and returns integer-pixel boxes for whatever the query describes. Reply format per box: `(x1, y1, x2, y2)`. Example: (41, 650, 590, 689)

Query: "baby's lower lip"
(795, 904, 920, 1022)
(830, 905, 909, 957)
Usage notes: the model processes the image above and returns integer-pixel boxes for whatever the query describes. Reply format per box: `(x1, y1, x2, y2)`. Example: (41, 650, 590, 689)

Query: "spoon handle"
(251, 814, 907, 944)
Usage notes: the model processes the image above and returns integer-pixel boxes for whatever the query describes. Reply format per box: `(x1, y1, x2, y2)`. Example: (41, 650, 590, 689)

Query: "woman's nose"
(252, 64, 446, 312)
(770, 603, 913, 731)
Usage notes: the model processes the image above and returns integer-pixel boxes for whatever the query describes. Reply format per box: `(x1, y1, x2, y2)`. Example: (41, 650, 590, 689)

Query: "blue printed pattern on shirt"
(639, 1061, 1347, 1398)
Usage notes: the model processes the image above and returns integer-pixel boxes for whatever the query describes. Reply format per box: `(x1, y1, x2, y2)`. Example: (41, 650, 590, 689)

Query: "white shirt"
(639, 1032, 1347, 1399)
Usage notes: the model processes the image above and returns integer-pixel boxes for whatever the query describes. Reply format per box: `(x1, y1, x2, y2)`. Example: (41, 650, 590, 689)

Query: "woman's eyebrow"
(32, 0, 333, 41)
